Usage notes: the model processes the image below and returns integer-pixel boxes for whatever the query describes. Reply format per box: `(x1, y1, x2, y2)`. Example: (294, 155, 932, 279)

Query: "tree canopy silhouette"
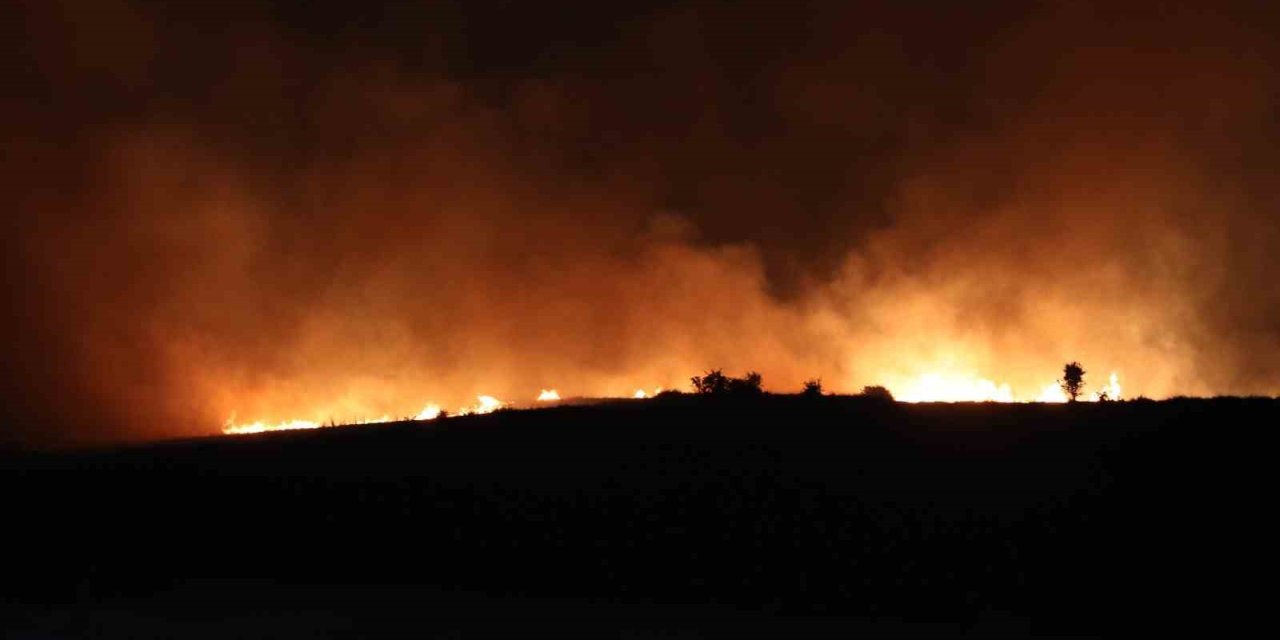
(861, 385, 894, 401)
(802, 378, 823, 398)
(1060, 362, 1086, 402)
(691, 369, 729, 395)
(691, 370, 763, 396)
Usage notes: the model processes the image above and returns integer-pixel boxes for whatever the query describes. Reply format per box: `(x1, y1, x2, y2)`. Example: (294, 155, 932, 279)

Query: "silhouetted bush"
(691, 369, 764, 396)
(861, 385, 894, 401)
(691, 369, 730, 395)
(729, 371, 764, 396)
(802, 378, 824, 398)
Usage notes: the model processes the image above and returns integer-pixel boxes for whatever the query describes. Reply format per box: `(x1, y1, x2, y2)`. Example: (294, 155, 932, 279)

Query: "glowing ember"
(537, 389, 561, 401)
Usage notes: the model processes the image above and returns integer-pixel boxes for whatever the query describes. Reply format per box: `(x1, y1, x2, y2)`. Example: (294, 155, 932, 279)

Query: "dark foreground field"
(1, 396, 1270, 637)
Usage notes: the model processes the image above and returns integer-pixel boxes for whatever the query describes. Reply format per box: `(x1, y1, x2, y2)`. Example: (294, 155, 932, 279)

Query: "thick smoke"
(3, 1, 1279, 444)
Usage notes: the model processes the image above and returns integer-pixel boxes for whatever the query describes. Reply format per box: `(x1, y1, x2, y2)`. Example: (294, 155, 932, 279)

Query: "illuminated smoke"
(4, 1, 1279, 443)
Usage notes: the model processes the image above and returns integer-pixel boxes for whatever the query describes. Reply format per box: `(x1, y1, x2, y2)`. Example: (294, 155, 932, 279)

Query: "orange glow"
(222, 416, 324, 435)
(1036, 383, 1069, 403)
(222, 412, 397, 435)
(462, 395, 505, 415)
(1094, 372, 1123, 401)
(414, 404, 443, 420)
(221, 394, 508, 434)
(894, 372, 1015, 403)
(888, 370, 1122, 403)
(222, 368, 1123, 436)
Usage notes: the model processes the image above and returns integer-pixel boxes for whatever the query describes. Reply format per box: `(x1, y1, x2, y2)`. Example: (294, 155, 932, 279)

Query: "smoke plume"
(3, 0, 1279, 443)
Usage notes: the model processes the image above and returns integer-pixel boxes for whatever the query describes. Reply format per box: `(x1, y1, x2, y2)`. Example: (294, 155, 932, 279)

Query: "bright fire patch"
(894, 372, 1015, 403)
(222, 370, 1122, 435)
(414, 404, 442, 420)
(464, 395, 505, 415)
(222, 393, 510, 434)
(222, 417, 323, 435)
(892, 371, 1121, 403)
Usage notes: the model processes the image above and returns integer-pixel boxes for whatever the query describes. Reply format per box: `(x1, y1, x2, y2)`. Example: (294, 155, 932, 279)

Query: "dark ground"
(0, 395, 1269, 637)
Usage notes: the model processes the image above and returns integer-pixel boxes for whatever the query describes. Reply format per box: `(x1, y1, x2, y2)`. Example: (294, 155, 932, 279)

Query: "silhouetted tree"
(861, 385, 894, 401)
(802, 378, 824, 398)
(728, 371, 764, 396)
(1060, 362, 1086, 402)
(691, 369, 730, 394)
(691, 369, 763, 396)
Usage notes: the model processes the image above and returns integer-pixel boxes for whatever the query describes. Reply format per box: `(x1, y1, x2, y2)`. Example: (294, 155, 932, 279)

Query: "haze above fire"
(4, 1, 1279, 443)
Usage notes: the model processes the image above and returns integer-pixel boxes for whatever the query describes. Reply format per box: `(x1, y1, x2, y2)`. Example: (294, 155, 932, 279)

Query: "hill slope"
(2, 396, 1269, 636)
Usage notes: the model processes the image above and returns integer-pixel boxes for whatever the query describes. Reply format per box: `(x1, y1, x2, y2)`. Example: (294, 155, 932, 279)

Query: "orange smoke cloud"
(3, 1, 1280, 444)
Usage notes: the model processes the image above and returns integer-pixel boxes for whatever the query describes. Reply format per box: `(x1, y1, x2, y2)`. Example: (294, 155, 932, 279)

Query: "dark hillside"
(2, 396, 1268, 636)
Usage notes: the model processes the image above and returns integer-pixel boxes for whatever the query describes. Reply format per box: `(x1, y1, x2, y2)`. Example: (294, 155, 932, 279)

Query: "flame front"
(221, 394, 509, 434)
(1096, 372, 1122, 400)
(890, 371, 1122, 403)
(222, 371, 1123, 435)
(465, 395, 505, 415)
(414, 404, 442, 420)
(895, 373, 1015, 403)
(222, 416, 324, 435)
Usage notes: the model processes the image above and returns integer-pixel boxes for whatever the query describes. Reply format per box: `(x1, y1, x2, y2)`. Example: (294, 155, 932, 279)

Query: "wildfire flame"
(893, 371, 1122, 403)
(222, 416, 323, 435)
(222, 394, 510, 434)
(414, 404, 442, 420)
(1036, 383, 1069, 403)
(1095, 372, 1123, 401)
(222, 371, 1122, 436)
(895, 373, 1015, 403)
(222, 412, 400, 435)
(460, 395, 504, 416)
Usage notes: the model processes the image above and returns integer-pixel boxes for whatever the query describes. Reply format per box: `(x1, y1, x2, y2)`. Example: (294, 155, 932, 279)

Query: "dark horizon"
(4, 391, 1268, 635)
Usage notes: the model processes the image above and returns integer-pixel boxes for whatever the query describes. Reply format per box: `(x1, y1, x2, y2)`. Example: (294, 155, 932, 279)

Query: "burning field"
(3, 1, 1280, 446)
(4, 4, 1276, 634)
